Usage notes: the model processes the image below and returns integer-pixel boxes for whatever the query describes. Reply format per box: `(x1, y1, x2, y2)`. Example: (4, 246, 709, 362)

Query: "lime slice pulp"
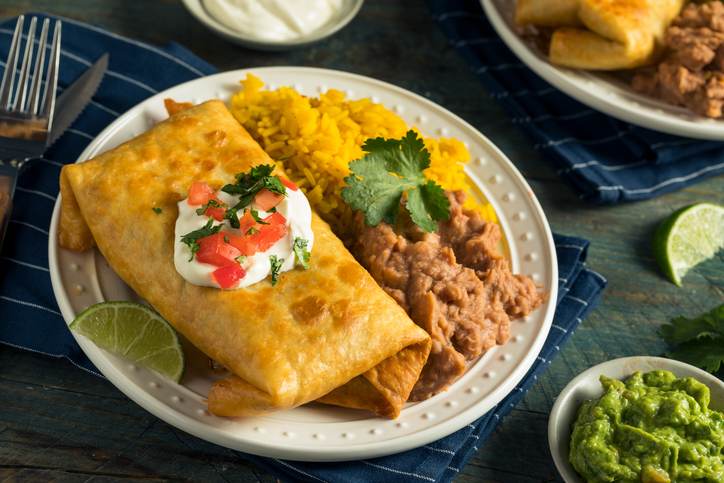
(69, 301, 184, 382)
(653, 203, 724, 286)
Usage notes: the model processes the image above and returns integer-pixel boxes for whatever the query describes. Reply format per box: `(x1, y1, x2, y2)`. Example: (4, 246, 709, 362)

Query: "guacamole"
(569, 370, 724, 483)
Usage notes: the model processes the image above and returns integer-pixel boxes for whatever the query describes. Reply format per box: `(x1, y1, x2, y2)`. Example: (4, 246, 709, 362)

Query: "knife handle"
(0, 175, 13, 251)
(0, 161, 21, 253)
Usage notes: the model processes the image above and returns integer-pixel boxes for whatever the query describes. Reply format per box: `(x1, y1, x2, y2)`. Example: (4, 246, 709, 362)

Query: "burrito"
(59, 100, 431, 418)
(516, 0, 685, 70)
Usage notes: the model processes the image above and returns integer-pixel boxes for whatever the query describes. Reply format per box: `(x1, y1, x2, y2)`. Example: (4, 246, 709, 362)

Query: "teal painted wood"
(0, 1, 721, 481)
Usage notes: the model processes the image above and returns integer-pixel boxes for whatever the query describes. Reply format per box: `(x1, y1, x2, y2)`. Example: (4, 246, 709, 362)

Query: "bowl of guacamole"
(549, 357, 724, 483)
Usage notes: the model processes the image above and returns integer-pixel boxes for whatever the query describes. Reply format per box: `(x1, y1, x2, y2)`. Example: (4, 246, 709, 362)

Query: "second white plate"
(48, 67, 557, 461)
(484, 0, 724, 141)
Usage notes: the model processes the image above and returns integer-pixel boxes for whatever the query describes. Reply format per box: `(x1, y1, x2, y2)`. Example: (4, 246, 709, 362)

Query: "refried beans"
(632, 1, 724, 118)
(352, 191, 544, 401)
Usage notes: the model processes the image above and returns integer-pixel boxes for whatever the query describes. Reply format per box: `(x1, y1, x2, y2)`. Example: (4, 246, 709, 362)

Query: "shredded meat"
(352, 191, 544, 401)
(632, 1, 724, 118)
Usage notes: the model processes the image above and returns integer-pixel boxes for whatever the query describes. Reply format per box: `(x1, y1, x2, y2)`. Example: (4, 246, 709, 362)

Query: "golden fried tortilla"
(59, 100, 430, 418)
(515, 0, 581, 27)
(516, 0, 685, 70)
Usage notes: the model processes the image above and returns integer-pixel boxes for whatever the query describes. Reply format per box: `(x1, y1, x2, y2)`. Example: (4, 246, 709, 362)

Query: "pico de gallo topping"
(173, 165, 314, 289)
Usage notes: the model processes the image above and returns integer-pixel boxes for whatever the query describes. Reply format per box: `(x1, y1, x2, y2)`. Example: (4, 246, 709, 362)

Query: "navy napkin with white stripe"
(0, 14, 606, 482)
(428, 0, 724, 204)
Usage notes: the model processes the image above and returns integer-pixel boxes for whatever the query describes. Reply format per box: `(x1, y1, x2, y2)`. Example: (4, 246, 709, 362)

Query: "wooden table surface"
(0, 1, 721, 482)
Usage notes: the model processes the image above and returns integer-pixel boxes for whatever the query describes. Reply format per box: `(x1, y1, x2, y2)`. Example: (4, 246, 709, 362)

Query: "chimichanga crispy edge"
(318, 337, 431, 418)
(210, 338, 431, 418)
(59, 168, 94, 251)
(515, 0, 581, 27)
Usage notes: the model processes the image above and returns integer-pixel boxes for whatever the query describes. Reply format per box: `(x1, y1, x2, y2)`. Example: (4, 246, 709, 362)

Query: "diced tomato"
(254, 188, 285, 211)
(226, 212, 288, 256)
(279, 176, 298, 191)
(263, 211, 287, 226)
(237, 209, 257, 234)
(196, 233, 241, 267)
(251, 211, 288, 251)
(212, 264, 246, 289)
(252, 223, 287, 252)
(205, 205, 226, 221)
(188, 181, 214, 206)
(227, 233, 258, 256)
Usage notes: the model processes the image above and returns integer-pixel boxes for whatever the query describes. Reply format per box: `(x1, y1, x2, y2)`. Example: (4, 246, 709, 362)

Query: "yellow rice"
(229, 74, 497, 239)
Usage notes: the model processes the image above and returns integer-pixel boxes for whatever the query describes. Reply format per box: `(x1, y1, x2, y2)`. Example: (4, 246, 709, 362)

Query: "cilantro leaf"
(293, 237, 311, 269)
(406, 181, 450, 232)
(152, 207, 162, 214)
(222, 164, 287, 223)
(180, 219, 223, 261)
(269, 255, 283, 286)
(668, 338, 724, 374)
(660, 303, 724, 374)
(224, 206, 240, 228)
(343, 154, 407, 226)
(250, 164, 274, 179)
(223, 165, 274, 194)
(661, 304, 724, 345)
(420, 180, 451, 221)
(262, 176, 286, 195)
(222, 164, 286, 198)
(341, 130, 450, 232)
(195, 198, 222, 216)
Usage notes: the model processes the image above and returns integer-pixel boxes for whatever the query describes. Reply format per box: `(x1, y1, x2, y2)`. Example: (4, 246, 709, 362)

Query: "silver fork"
(0, 15, 61, 250)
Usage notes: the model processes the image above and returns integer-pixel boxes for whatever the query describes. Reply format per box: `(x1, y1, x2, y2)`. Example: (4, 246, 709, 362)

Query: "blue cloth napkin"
(0, 14, 607, 482)
(428, 0, 724, 204)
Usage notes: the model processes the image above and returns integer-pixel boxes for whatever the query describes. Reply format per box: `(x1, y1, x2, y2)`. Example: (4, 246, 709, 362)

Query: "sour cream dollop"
(203, 0, 344, 42)
(174, 178, 314, 290)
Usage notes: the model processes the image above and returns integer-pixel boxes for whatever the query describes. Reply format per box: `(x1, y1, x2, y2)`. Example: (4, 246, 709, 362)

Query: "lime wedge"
(653, 203, 724, 286)
(70, 301, 184, 382)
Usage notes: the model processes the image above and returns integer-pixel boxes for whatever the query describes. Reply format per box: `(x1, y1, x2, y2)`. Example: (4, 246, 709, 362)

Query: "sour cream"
(174, 186, 314, 290)
(203, 0, 344, 42)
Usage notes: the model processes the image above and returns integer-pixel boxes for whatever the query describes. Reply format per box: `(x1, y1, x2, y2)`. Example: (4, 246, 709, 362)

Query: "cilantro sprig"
(221, 164, 287, 228)
(660, 303, 724, 374)
(293, 237, 311, 269)
(341, 130, 450, 232)
(180, 219, 223, 261)
(222, 165, 286, 205)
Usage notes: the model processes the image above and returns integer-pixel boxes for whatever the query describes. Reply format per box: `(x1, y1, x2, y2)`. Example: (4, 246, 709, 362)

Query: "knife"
(0, 53, 108, 253)
(48, 52, 108, 145)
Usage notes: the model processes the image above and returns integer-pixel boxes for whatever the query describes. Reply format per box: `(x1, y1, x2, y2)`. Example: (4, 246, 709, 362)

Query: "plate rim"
(48, 66, 558, 461)
(482, 0, 724, 141)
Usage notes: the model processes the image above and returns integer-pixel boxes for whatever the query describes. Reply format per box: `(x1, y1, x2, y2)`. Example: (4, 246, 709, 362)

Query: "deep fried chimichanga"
(59, 100, 431, 418)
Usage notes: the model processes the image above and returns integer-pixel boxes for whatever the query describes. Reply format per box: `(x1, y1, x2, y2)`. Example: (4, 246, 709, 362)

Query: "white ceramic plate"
(483, 0, 724, 141)
(48, 67, 557, 462)
(549, 356, 724, 483)
(182, 0, 363, 51)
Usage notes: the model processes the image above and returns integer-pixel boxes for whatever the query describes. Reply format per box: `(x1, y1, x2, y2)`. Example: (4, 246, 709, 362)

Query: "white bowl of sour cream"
(182, 0, 363, 50)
